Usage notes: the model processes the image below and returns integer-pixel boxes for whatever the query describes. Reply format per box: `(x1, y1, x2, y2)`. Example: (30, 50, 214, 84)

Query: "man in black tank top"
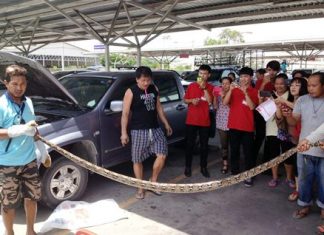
(121, 66, 172, 199)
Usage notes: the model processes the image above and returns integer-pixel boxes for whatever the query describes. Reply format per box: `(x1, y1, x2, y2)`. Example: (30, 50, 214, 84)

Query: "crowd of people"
(182, 62, 324, 232)
(119, 63, 323, 232)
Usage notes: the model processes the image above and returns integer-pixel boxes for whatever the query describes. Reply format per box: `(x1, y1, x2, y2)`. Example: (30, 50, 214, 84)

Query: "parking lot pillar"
(137, 46, 141, 66)
(105, 44, 110, 71)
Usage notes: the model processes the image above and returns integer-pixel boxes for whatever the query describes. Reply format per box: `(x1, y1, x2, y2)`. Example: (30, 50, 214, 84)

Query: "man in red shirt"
(183, 64, 214, 178)
(223, 66, 259, 187)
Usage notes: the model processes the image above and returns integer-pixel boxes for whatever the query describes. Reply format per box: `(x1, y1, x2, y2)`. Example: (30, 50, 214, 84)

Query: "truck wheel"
(41, 157, 88, 209)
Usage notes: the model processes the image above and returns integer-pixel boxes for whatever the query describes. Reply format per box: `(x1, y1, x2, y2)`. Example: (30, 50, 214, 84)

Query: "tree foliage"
(204, 29, 245, 46)
(99, 53, 136, 68)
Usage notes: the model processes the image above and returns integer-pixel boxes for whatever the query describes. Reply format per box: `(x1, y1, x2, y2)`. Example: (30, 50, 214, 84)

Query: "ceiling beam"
(140, 0, 178, 47)
(108, 0, 174, 44)
(42, 0, 105, 43)
(126, 0, 210, 31)
(0, 19, 37, 50)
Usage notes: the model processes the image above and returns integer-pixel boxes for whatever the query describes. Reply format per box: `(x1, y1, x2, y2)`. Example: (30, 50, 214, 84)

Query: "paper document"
(256, 99, 277, 121)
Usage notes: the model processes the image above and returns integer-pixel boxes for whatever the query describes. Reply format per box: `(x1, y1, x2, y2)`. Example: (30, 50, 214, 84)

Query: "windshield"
(60, 76, 113, 109)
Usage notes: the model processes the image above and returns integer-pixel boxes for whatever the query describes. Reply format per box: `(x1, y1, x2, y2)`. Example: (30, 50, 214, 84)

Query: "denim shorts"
(131, 128, 168, 163)
(0, 160, 41, 209)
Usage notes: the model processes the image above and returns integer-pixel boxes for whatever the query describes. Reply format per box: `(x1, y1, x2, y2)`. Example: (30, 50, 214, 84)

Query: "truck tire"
(41, 157, 88, 209)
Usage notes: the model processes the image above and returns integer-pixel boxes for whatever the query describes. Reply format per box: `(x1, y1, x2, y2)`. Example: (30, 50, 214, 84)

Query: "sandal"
(317, 224, 324, 234)
(293, 207, 310, 219)
(135, 190, 145, 199)
(148, 178, 162, 196)
(221, 164, 228, 174)
(288, 191, 298, 202)
(268, 179, 279, 188)
(286, 179, 296, 189)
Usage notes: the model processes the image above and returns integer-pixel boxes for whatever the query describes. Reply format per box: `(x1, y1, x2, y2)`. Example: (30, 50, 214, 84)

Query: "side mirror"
(110, 100, 123, 112)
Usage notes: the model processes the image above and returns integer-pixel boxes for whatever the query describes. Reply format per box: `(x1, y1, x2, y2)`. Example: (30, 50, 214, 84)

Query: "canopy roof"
(1, 0, 324, 54)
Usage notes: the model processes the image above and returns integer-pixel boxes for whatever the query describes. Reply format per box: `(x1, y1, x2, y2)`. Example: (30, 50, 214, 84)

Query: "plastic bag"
(35, 140, 51, 168)
(40, 199, 127, 233)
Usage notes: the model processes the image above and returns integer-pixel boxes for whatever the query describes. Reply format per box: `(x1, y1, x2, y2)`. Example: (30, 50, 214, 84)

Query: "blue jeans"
(297, 154, 324, 209)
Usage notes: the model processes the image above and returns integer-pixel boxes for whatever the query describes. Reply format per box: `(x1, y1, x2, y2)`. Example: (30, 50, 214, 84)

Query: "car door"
(152, 72, 187, 143)
(99, 76, 136, 168)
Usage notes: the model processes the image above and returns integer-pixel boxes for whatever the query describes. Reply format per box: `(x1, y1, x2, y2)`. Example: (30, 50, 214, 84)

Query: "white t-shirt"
(266, 91, 289, 137)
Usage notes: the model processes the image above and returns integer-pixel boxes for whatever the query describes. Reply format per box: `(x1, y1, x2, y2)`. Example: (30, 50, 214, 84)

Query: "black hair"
(275, 73, 288, 81)
(310, 72, 324, 85)
(290, 77, 308, 96)
(135, 66, 152, 79)
(239, 66, 253, 76)
(287, 77, 308, 102)
(292, 70, 307, 79)
(228, 72, 235, 78)
(266, 60, 280, 72)
(199, 64, 211, 73)
(256, 68, 266, 74)
(4, 64, 27, 82)
(221, 76, 233, 83)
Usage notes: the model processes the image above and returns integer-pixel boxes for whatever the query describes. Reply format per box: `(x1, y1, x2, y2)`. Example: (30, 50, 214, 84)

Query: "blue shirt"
(0, 92, 36, 166)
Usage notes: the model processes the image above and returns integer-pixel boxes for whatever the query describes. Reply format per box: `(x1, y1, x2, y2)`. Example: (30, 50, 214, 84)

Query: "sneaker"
(268, 179, 279, 188)
(286, 179, 296, 189)
(244, 178, 253, 187)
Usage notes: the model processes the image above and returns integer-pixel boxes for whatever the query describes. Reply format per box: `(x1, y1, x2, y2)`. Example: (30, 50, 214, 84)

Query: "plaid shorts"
(0, 160, 41, 209)
(131, 128, 168, 163)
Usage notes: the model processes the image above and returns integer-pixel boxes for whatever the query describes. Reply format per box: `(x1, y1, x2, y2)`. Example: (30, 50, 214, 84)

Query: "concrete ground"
(9, 136, 321, 235)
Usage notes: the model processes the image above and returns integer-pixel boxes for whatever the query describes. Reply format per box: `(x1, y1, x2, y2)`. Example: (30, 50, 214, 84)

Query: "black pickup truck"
(0, 52, 187, 208)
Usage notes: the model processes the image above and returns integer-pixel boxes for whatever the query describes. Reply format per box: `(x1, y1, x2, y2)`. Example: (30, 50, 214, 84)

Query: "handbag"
(275, 116, 291, 142)
(209, 109, 216, 138)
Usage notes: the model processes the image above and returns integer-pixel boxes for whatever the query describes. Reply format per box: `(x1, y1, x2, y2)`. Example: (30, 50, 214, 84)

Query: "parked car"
(52, 70, 89, 79)
(86, 65, 105, 71)
(0, 52, 187, 208)
(181, 67, 238, 90)
(180, 70, 193, 79)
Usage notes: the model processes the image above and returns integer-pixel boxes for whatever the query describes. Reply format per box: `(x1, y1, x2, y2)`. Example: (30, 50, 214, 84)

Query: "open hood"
(0, 51, 78, 105)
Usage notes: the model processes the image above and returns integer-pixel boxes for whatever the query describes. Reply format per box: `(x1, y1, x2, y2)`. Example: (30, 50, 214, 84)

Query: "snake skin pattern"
(38, 136, 321, 193)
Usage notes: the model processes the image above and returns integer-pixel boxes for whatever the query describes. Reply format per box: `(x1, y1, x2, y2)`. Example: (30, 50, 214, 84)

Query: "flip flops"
(135, 190, 145, 199)
(317, 224, 324, 234)
(293, 207, 310, 219)
(288, 191, 298, 202)
(268, 179, 280, 188)
(148, 178, 162, 196)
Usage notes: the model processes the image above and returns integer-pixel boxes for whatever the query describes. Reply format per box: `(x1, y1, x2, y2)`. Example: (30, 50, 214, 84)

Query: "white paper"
(256, 99, 277, 121)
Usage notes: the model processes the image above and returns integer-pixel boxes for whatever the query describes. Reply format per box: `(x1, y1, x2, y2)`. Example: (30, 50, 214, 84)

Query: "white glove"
(7, 121, 37, 138)
(35, 140, 51, 168)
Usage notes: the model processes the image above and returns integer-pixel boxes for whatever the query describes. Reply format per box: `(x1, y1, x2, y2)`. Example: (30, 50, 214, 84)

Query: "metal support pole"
(61, 43, 65, 71)
(242, 50, 246, 67)
(255, 49, 258, 70)
(137, 46, 141, 67)
(105, 44, 110, 71)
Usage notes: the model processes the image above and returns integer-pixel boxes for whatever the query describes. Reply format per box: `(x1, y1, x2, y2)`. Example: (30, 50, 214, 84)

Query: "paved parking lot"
(10, 138, 321, 235)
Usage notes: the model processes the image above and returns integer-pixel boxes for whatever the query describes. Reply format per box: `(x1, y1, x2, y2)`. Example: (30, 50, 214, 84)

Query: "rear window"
(153, 74, 180, 103)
